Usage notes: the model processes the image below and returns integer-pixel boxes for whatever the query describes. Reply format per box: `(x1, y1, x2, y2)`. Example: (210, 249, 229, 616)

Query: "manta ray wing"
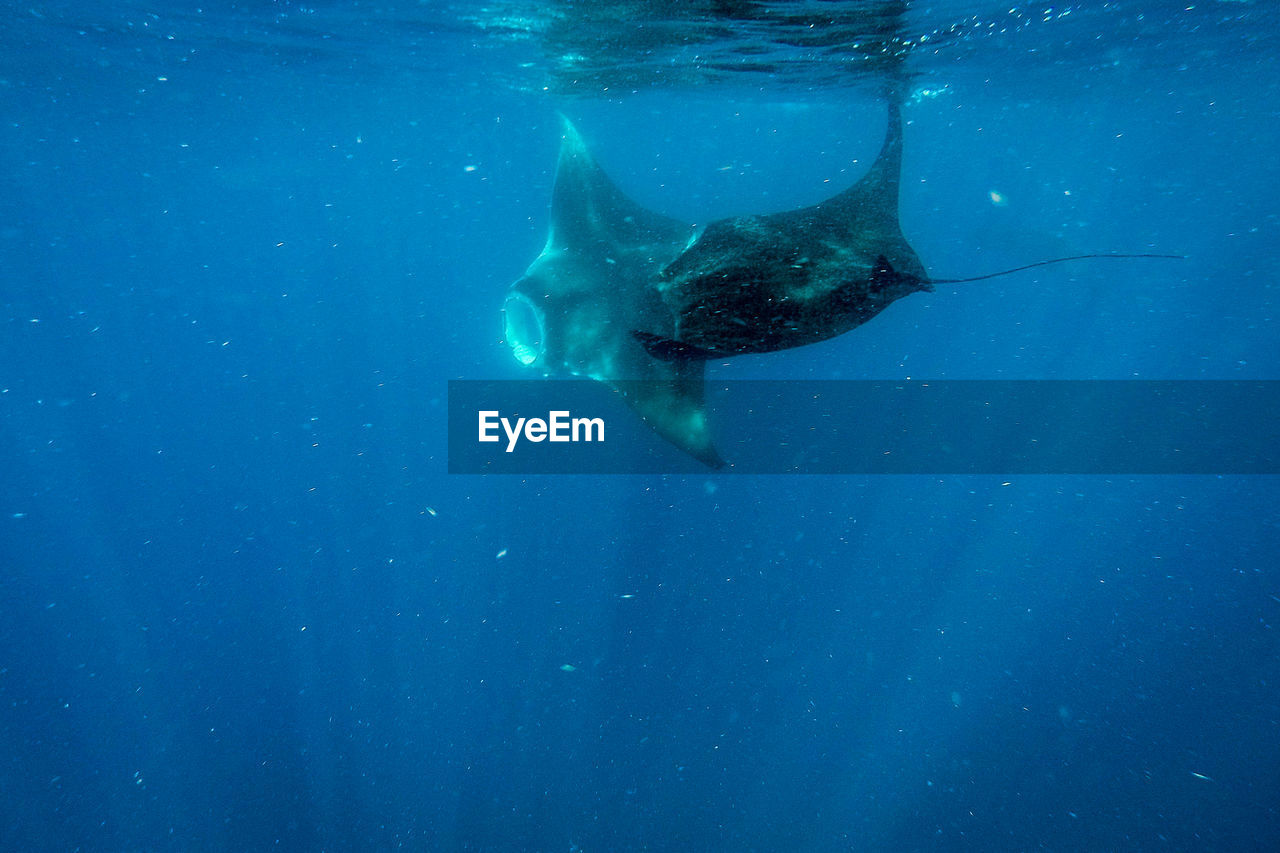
(798, 100, 926, 283)
(651, 100, 929, 356)
(503, 118, 723, 468)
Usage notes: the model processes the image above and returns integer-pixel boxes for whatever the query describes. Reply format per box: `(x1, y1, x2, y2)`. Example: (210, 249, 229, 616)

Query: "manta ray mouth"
(502, 291, 546, 367)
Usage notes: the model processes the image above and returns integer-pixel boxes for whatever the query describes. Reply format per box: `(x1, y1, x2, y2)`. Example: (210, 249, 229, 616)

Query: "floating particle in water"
(910, 84, 951, 103)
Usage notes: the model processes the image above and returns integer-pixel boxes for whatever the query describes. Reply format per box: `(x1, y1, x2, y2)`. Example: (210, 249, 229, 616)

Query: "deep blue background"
(2, 3, 1278, 850)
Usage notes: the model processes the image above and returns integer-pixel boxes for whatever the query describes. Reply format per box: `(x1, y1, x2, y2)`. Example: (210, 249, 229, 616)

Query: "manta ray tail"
(932, 253, 1184, 284)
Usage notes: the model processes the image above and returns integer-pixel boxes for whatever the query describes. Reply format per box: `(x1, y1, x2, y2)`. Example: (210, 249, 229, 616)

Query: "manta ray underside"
(502, 103, 928, 468)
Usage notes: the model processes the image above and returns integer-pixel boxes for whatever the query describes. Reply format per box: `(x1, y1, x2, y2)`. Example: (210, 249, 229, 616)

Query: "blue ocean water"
(2, 2, 1277, 850)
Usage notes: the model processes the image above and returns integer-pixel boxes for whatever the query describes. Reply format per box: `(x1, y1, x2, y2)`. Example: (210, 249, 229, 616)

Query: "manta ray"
(501, 100, 1176, 467)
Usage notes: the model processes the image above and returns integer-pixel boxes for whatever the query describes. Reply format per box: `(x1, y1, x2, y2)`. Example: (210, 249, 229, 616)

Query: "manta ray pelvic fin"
(630, 330, 719, 363)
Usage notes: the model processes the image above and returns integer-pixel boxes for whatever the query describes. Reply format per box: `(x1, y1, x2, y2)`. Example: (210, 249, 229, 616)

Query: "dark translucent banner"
(447, 380, 1280, 474)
